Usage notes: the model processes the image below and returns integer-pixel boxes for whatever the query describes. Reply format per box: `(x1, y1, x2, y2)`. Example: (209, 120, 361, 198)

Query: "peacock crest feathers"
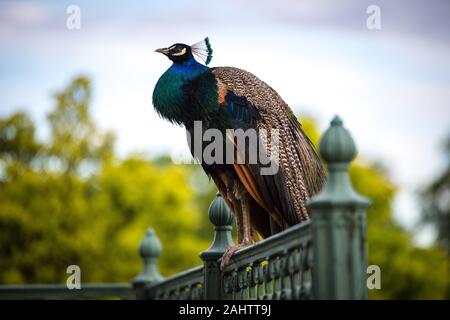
(191, 37, 213, 65)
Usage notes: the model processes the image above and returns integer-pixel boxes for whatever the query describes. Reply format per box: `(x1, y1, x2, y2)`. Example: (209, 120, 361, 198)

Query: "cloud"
(0, 1, 52, 26)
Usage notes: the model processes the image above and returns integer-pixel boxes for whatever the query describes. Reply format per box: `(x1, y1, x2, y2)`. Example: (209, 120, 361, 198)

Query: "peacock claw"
(220, 242, 251, 271)
(220, 244, 241, 271)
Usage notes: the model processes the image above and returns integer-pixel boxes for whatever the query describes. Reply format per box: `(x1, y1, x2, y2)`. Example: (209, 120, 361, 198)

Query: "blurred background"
(0, 0, 449, 299)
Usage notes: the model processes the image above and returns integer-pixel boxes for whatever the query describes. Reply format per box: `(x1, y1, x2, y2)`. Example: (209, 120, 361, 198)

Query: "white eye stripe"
(172, 47, 187, 56)
(168, 45, 176, 50)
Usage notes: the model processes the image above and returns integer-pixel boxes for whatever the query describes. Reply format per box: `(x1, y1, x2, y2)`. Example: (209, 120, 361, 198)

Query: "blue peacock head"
(155, 37, 213, 65)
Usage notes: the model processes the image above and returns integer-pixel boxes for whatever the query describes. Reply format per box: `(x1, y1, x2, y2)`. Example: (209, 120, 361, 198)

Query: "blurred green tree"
(420, 137, 450, 255)
(47, 77, 115, 175)
(0, 112, 42, 166)
(0, 76, 212, 284)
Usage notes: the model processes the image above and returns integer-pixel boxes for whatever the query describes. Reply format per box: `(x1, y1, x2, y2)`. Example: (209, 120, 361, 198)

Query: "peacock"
(152, 38, 325, 268)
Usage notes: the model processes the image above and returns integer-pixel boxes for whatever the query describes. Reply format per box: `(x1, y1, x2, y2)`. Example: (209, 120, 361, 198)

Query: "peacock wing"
(185, 67, 325, 232)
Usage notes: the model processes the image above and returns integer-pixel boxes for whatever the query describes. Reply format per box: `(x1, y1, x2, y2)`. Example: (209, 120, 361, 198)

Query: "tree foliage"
(47, 77, 114, 175)
(420, 137, 450, 255)
(0, 112, 41, 166)
(0, 76, 213, 283)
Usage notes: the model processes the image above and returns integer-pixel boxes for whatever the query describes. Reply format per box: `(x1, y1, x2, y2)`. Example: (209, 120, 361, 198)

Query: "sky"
(1, 0, 449, 245)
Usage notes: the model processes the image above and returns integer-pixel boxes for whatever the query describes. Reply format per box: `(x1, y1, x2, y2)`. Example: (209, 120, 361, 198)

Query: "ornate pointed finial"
(139, 228, 162, 260)
(319, 115, 357, 164)
(208, 192, 234, 228)
(308, 115, 370, 207)
(132, 228, 164, 298)
(202, 192, 234, 255)
(200, 192, 234, 299)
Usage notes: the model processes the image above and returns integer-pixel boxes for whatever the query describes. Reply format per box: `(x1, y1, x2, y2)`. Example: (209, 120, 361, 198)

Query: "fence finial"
(132, 228, 164, 299)
(200, 192, 234, 299)
(309, 115, 370, 206)
(320, 115, 356, 164)
(204, 192, 234, 254)
(308, 115, 370, 300)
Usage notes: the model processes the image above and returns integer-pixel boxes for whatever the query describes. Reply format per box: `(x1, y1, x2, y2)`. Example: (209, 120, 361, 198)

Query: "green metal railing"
(0, 115, 370, 300)
(220, 221, 314, 300)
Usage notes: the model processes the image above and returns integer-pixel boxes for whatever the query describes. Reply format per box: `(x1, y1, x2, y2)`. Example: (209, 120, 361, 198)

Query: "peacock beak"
(155, 48, 170, 56)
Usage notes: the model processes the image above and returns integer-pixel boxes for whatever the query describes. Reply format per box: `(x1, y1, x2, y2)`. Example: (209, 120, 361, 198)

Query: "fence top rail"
(0, 283, 131, 300)
(221, 220, 312, 272)
(146, 265, 203, 291)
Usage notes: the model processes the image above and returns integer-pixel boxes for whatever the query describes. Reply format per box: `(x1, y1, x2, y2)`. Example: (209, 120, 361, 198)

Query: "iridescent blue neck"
(153, 57, 208, 125)
(168, 57, 208, 79)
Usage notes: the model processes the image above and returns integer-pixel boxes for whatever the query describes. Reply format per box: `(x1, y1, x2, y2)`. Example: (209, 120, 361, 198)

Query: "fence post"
(132, 228, 164, 299)
(200, 193, 234, 300)
(307, 116, 371, 300)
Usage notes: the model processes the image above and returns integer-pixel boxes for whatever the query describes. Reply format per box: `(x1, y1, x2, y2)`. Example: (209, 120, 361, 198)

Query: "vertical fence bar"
(308, 116, 370, 300)
(132, 228, 164, 299)
(200, 193, 234, 299)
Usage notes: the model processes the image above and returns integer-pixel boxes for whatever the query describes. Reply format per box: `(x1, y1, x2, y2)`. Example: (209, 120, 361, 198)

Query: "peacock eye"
(172, 47, 187, 57)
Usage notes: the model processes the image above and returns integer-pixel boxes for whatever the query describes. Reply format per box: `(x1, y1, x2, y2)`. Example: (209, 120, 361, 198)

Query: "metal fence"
(0, 116, 370, 300)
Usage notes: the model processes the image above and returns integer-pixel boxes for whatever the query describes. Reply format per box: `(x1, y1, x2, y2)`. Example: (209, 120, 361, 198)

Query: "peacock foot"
(220, 241, 251, 271)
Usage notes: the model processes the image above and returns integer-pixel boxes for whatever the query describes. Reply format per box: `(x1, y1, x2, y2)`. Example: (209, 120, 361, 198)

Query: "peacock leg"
(250, 223, 259, 243)
(220, 184, 252, 271)
(230, 195, 243, 243)
(240, 192, 253, 245)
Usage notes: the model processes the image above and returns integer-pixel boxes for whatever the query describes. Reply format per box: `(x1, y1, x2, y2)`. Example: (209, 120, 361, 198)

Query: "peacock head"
(155, 37, 213, 65)
(155, 43, 193, 64)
